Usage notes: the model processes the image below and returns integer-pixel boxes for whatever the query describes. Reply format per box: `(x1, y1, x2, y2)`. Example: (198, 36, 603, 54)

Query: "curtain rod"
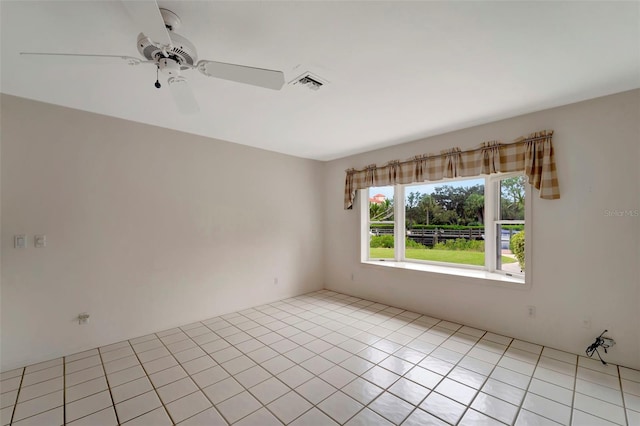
(346, 132, 553, 173)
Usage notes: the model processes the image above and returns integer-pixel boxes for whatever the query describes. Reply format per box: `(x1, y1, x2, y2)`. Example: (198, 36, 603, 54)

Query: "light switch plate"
(35, 234, 47, 248)
(14, 235, 27, 249)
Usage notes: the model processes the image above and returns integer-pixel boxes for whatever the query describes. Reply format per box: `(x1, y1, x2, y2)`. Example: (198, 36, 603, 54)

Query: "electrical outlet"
(601, 336, 615, 348)
(35, 234, 46, 248)
(527, 305, 536, 318)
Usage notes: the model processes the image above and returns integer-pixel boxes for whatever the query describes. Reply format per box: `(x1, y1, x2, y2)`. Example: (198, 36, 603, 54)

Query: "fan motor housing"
(137, 31, 198, 69)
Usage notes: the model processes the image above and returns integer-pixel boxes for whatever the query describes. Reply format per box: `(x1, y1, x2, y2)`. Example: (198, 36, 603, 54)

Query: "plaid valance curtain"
(344, 130, 559, 209)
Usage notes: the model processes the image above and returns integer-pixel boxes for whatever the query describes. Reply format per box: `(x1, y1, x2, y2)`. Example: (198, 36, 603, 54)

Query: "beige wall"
(2, 90, 639, 372)
(0, 95, 325, 371)
(323, 90, 640, 369)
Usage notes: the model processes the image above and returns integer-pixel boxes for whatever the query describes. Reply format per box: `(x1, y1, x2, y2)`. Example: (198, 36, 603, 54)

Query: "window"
(362, 173, 527, 282)
(367, 187, 394, 260)
(493, 175, 526, 277)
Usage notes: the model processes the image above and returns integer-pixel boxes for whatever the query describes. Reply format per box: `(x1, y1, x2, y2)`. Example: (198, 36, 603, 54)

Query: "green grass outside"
(369, 248, 517, 266)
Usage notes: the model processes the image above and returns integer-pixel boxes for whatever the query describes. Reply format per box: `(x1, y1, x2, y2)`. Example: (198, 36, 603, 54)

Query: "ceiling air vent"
(290, 72, 328, 91)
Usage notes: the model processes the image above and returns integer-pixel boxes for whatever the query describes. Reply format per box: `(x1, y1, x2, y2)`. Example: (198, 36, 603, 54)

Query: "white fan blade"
(197, 60, 285, 90)
(168, 77, 200, 114)
(20, 52, 150, 65)
(121, 0, 171, 46)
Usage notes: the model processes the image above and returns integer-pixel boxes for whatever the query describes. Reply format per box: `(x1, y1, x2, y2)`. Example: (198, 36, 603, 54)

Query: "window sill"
(362, 260, 526, 286)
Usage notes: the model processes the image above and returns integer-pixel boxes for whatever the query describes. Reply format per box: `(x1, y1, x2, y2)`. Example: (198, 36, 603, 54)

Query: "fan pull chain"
(155, 66, 161, 89)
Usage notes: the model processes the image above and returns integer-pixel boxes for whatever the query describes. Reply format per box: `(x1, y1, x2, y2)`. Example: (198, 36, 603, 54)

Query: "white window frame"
(487, 172, 529, 279)
(360, 173, 531, 285)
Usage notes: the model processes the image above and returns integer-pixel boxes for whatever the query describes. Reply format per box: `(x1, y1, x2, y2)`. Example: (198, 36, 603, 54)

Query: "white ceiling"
(1, 1, 638, 161)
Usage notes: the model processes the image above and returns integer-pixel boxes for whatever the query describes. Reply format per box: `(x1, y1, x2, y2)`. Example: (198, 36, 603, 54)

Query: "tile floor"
(1, 290, 639, 425)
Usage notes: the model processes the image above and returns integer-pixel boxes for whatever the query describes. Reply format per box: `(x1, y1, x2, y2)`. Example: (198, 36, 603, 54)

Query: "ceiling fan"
(20, 1, 285, 114)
